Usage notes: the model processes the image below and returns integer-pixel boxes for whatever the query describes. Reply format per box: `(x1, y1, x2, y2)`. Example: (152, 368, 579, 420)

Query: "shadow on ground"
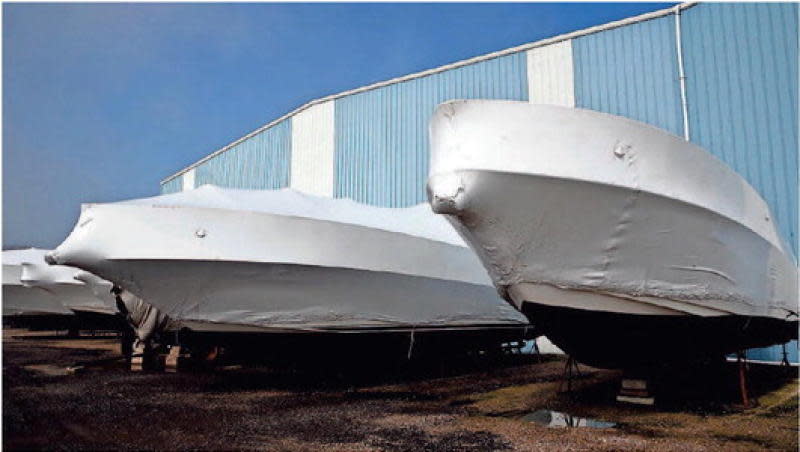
(3, 329, 797, 451)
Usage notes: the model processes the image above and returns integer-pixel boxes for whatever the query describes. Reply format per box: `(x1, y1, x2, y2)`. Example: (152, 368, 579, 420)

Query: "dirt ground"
(3, 328, 798, 451)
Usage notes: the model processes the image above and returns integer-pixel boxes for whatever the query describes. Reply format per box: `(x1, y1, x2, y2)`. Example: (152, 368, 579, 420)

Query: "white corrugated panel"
(526, 40, 575, 107)
(182, 168, 195, 191)
(290, 101, 335, 197)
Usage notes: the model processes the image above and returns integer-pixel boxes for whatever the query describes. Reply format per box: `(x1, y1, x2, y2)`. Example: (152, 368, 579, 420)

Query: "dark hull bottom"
(164, 324, 535, 365)
(3, 312, 126, 333)
(71, 310, 127, 332)
(522, 302, 798, 370)
(3, 314, 76, 331)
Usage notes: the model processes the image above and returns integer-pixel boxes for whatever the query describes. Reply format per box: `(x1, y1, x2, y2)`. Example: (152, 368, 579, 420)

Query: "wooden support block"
(130, 356, 144, 371)
(616, 395, 655, 405)
(617, 378, 654, 405)
(165, 346, 183, 373)
(131, 343, 147, 372)
(621, 379, 647, 390)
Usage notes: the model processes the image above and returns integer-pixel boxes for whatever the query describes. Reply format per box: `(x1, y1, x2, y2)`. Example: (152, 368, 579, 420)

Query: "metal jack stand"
(558, 356, 581, 393)
(736, 350, 751, 409)
(532, 339, 542, 363)
(781, 343, 791, 368)
(120, 326, 135, 364)
(406, 327, 416, 360)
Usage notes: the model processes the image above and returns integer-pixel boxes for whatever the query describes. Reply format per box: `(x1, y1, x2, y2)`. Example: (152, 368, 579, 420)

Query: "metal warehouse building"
(161, 2, 798, 362)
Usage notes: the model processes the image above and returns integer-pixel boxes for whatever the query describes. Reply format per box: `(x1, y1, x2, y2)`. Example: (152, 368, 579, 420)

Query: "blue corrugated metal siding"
(682, 2, 798, 258)
(573, 15, 685, 136)
(682, 3, 799, 363)
(194, 119, 292, 190)
(334, 52, 528, 207)
(745, 343, 798, 364)
(161, 175, 182, 194)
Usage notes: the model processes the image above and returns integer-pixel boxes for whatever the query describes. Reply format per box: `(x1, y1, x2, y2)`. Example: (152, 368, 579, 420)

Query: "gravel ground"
(3, 328, 797, 451)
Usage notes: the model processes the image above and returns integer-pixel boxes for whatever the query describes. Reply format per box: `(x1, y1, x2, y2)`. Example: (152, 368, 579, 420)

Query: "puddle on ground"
(522, 410, 616, 428)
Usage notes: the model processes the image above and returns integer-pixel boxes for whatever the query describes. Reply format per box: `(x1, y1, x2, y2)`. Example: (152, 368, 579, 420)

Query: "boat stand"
(736, 350, 751, 409)
(119, 326, 135, 364)
(406, 328, 416, 360)
(165, 345, 189, 373)
(130, 341, 154, 372)
(781, 343, 791, 368)
(616, 368, 654, 405)
(161, 330, 220, 373)
(558, 356, 581, 393)
(532, 339, 542, 363)
(616, 377, 654, 405)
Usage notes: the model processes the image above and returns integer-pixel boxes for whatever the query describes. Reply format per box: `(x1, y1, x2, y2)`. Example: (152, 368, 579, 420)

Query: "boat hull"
(523, 302, 797, 369)
(432, 169, 796, 320)
(50, 190, 528, 336)
(81, 259, 522, 332)
(1, 284, 73, 317)
(427, 100, 798, 368)
(43, 284, 117, 316)
(2, 284, 75, 330)
(4, 248, 120, 326)
(167, 323, 533, 364)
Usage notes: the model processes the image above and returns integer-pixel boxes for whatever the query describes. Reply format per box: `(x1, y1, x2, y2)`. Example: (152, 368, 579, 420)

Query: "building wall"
(526, 39, 575, 107)
(334, 52, 528, 207)
(194, 118, 291, 190)
(161, 174, 182, 194)
(682, 2, 798, 258)
(681, 2, 799, 365)
(182, 168, 196, 191)
(290, 101, 335, 196)
(573, 15, 685, 136)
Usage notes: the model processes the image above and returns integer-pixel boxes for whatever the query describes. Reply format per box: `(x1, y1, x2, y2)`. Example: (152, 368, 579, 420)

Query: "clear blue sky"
(3, 2, 674, 249)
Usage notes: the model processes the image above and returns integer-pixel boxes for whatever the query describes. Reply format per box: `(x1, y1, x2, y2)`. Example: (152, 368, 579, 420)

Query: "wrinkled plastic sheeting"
(117, 289, 172, 343)
(427, 100, 798, 320)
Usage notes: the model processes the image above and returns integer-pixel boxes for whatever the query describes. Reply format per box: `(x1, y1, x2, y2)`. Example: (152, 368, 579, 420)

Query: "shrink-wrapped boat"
(48, 186, 531, 356)
(3, 248, 120, 330)
(427, 100, 798, 368)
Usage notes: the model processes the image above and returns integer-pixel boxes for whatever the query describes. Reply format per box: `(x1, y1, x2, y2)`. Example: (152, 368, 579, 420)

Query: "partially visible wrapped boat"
(3, 249, 73, 328)
(48, 186, 531, 357)
(21, 253, 116, 316)
(427, 100, 798, 369)
(3, 248, 122, 331)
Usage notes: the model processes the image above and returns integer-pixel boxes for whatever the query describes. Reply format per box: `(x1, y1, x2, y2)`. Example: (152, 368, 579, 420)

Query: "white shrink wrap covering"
(116, 289, 172, 343)
(427, 100, 798, 367)
(13, 249, 117, 315)
(50, 186, 528, 333)
(3, 249, 72, 316)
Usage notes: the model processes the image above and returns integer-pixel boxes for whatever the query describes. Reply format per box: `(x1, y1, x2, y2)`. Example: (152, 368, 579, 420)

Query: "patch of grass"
(711, 433, 775, 449)
(466, 381, 560, 416)
(754, 379, 798, 417)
